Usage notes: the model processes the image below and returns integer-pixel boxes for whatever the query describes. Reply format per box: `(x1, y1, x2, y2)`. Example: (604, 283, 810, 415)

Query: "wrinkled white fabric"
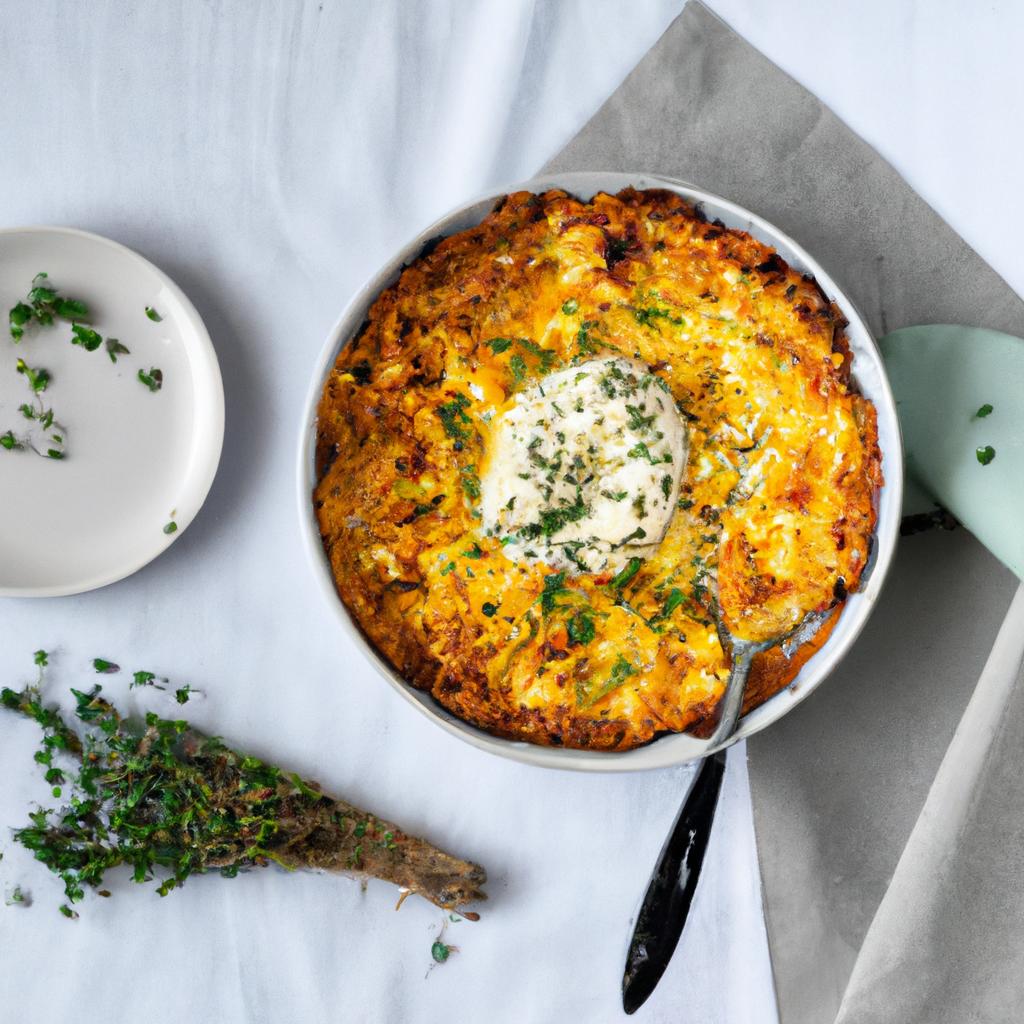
(0, 3, 777, 1023)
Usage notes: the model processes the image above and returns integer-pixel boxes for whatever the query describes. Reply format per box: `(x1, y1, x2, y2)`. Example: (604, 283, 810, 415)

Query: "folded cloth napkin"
(543, 3, 1024, 1021)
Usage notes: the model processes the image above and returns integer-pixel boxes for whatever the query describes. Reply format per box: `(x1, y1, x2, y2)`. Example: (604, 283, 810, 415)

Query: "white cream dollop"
(480, 356, 687, 573)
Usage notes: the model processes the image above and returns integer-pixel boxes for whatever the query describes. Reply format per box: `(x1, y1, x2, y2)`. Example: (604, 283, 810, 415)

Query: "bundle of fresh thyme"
(1, 668, 485, 919)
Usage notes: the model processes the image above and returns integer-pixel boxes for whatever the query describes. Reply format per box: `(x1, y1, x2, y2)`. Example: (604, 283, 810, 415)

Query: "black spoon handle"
(621, 750, 728, 1015)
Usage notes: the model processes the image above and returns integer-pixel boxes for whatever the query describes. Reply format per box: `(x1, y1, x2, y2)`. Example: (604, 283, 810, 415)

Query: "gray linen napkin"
(542, 3, 1024, 1021)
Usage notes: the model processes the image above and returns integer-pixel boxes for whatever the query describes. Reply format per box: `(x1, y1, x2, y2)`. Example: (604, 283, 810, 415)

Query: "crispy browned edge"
(313, 187, 884, 752)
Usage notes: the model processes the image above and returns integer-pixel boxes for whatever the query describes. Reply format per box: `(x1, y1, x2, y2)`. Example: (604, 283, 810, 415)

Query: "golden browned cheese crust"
(314, 189, 882, 751)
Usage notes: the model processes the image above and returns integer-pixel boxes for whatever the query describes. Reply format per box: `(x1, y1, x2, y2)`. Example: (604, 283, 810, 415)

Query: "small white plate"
(0, 227, 224, 597)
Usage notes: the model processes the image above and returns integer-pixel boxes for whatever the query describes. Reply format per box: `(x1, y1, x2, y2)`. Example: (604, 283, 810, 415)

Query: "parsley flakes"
(138, 367, 164, 393)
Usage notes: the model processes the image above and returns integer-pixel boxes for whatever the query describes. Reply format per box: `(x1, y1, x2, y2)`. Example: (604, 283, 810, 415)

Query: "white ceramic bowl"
(297, 172, 903, 772)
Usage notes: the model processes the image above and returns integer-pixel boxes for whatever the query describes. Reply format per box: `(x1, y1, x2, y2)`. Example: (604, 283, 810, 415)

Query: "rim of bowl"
(296, 172, 904, 772)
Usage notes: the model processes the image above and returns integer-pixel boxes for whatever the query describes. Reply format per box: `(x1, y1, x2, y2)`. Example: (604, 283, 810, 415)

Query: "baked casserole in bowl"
(298, 172, 902, 771)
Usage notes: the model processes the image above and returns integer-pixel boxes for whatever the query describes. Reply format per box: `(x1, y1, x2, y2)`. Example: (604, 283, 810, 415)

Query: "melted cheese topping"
(314, 188, 882, 751)
(480, 357, 686, 573)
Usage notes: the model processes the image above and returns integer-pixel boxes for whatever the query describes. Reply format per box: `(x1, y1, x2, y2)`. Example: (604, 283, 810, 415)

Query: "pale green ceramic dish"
(881, 325, 1023, 581)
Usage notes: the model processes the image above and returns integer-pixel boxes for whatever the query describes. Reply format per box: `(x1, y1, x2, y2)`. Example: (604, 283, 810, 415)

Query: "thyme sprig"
(1, 659, 486, 917)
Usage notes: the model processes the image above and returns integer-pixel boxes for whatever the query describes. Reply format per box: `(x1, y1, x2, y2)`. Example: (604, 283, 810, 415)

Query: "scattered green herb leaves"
(509, 353, 527, 383)
(174, 685, 198, 705)
(16, 359, 50, 394)
(577, 654, 637, 708)
(105, 338, 130, 363)
(976, 445, 996, 466)
(138, 367, 163, 393)
(145, 306, 162, 323)
(5, 886, 28, 907)
(8, 273, 89, 341)
(70, 324, 103, 352)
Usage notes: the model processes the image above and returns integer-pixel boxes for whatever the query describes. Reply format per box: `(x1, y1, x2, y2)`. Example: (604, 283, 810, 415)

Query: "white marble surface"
(0, 2, 1021, 1022)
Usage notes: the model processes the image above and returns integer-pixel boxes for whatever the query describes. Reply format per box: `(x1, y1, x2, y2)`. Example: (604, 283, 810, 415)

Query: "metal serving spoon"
(622, 607, 832, 1014)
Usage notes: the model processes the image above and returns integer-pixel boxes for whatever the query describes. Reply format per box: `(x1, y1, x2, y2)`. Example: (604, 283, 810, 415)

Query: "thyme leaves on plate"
(8, 273, 89, 342)
(70, 324, 103, 352)
(105, 338, 130, 363)
(4, 273, 164, 460)
(16, 359, 50, 394)
(138, 367, 163, 393)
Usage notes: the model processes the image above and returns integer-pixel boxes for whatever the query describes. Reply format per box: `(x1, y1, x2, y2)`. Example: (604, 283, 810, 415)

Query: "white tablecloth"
(1, 3, 1021, 1022)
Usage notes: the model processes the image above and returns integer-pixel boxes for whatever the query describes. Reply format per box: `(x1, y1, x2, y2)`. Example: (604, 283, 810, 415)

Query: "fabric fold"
(836, 583, 1024, 1024)
(544, 2, 1024, 1019)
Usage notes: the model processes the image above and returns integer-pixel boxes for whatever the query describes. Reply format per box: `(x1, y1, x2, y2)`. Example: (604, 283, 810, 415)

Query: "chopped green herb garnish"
(625, 404, 655, 433)
(163, 521, 178, 535)
(660, 588, 686, 619)
(561, 299, 579, 315)
(609, 556, 643, 591)
(145, 306, 162, 322)
(485, 337, 514, 355)
(461, 468, 481, 501)
(974, 403, 994, 419)
(976, 445, 996, 465)
(8, 274, 89, 341)
(436, 392, 472, 442)
(575, 319, 599, 356)
(16, 358, 50, 393)
(138, 367, 163, 393)
(9, 302, 33, 340)
(633, 305, 684, 330)
(70, 324, 103, 352)
(5, 885, 28, 907)
(518, 494, 591, 541)
(0, 430, 20, 451)
(566, 608, 596, 645)
(627, 441, 672, 465)
(577, 654, 637, 708)
(539, 571, 568, 615)
(92, 658, 119, 675)
(105, 338, 130, 363)
(432, 940, 452, 964)
(509, 353, 527, 383)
